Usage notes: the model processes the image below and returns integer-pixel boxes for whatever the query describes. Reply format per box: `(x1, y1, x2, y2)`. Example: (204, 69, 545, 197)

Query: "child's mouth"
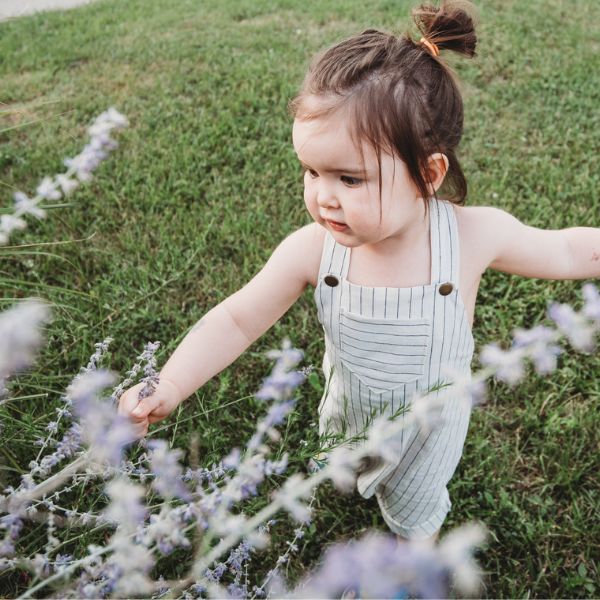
(327, 219, 348, 232)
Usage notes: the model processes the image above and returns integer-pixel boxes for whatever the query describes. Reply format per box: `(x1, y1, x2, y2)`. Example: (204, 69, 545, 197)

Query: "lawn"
(0, 0, 598, 597)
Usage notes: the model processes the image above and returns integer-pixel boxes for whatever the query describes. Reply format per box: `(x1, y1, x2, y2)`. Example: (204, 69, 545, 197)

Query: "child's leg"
(396, 528, 440, 544)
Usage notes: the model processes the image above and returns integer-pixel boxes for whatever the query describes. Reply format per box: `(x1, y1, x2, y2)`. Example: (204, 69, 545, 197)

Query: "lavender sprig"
(32, 338, 113, 469)
(110, 340, 160, 404)
(137, 341, 161, 401)
(1, 108, 128, 246)
(480, 285, 600, 385)
(290, 523, 487, 599)
(0, 300, 51, 401)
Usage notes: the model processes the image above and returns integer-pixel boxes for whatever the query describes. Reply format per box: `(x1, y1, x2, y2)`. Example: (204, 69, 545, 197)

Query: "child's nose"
(316, 182, 339, 208)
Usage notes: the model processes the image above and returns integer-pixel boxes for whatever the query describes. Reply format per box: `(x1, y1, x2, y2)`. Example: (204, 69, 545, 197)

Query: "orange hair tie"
(419, 37, 440, 57)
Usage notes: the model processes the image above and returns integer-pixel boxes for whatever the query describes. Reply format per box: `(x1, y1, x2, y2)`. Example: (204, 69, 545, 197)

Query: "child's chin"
(331, 233, 362, 248)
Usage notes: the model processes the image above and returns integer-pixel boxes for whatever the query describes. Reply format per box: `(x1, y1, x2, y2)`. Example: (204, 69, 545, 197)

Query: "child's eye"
(306, 169, 318, 179)
(341, 175, 362, 186)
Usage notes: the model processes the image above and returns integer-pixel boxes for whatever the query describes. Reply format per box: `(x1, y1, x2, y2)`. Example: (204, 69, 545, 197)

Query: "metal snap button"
(324, 275, 339, 287)
(439, 282, 454, 296)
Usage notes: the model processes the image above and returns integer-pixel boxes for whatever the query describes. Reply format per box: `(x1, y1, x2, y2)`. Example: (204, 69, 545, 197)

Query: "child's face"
(292, 99, 424, 249)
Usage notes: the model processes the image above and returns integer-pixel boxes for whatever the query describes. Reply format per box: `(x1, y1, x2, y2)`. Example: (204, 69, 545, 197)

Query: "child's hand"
(117, 379, 183, 438)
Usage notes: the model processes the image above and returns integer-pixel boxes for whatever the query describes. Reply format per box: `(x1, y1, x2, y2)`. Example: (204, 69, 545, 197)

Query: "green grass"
(1, 0, 599, 597)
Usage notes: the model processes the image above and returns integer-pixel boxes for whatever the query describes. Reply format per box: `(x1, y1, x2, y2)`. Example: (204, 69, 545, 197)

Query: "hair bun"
(412, 0, 477, 58)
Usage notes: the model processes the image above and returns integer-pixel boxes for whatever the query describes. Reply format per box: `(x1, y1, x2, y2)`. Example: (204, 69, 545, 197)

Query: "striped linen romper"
(314, 196, 475, 539)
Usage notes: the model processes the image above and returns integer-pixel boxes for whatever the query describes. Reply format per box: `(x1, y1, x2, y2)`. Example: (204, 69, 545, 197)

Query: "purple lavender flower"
(512, 325, 562, 375)
(324, 446, 359, 492)
(0, 215, 27, 244)
(54, 553, 73, 573)
(35, 176, 61, 200)
(548, 302, 596, 352)
(256, 339, 305, 402)
(70, 370, 135, 466)
(137, 341, 161, 400)
(13, 191, 46, 219)
(264, 399, 295, 427)
(206, 561, 227, 581)
(191, 582, 208, 595)
(106, 537, 154, 597)
(82, 338, 113, 374)
(219, 455, 266, 503)
(144, 505, 191, 556)
(223, 448, 242, 470)
(46, 421, 59, 434)
(65, 108, 129, 183)
(0, 514, 23, 558)
(513, 324, 555, 348)
(29, 337, 111, 471)
(272, 474, 312, 523)
(104, 478, 147, 531)
(264, 454, 288, 476)
(294, 524, 486, 599)
(410, 391, 444, 434)
(582, 283, 600, 322)
(55, 173, 79, 196)
(35, 423, 83, 478)
(247, 339, 306, 451)
(3, 108, 128, 246)
(0, 300, 51, 398)
(147, 440, 191, 501)
(202, 538, 253, 596)
(256, 370, 305, 402)
(480, 342, 525, 385)
(437, 523, 487, 595)
(441, 368, 487, 407)
(364, 414, 406, 463)
(110, 340, 161, 405)
(265, 339, 304, 370)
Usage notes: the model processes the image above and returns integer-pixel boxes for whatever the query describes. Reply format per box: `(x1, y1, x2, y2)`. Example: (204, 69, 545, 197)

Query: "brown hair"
(289, 0, 478, 208)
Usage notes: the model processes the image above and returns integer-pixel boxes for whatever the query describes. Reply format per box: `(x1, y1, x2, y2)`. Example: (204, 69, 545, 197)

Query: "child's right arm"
(118, 223, 324, 438)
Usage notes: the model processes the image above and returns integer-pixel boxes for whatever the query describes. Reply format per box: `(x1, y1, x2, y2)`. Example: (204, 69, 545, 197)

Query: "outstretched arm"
(564, 228, 600, 279)
(471, 207, 600, 280)
(158, 223, 322, 400)
(119, 223, 323, 435)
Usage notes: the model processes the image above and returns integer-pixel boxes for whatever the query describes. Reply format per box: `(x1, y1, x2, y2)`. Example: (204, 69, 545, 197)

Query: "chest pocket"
(338, 309, 432, 394)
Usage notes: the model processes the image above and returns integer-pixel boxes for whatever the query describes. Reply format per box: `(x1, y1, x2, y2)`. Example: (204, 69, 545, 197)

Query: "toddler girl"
(119, 0, 600, 541)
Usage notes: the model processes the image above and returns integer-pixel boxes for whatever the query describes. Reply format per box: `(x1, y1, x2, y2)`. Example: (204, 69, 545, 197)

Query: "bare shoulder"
(453, 204, 511, 275)
(277, 222, 325, 288)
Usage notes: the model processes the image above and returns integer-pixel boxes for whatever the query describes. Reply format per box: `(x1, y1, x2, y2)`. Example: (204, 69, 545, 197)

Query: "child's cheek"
(303, 187, 319, 220)
(303, 177, 316, 202)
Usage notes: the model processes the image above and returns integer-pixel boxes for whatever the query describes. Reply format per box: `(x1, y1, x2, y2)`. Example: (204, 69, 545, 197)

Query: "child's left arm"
(470, 207, 600, 280)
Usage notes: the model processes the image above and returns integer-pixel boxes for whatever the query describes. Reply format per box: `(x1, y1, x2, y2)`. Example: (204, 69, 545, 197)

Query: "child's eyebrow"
(298, 159, 366, 176)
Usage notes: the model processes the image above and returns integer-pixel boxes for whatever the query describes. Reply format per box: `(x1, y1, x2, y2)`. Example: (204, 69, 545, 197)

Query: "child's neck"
(362, 199, 429, 257)
(348, 202, 431, 288)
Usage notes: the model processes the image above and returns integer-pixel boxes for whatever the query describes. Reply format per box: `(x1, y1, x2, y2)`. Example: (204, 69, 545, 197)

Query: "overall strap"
(428, 197, 460, 285)
(318, 231, 350, 280)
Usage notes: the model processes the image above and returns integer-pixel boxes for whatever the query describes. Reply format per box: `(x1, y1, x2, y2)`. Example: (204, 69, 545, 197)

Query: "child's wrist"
(159, 376, 185, 405)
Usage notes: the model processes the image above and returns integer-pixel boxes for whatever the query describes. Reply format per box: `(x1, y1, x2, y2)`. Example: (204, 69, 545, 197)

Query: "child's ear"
(424, 153, 449, 195)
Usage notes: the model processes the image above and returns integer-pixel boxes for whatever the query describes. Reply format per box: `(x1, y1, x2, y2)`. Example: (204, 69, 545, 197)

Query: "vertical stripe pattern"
(314, 197, 475, 540)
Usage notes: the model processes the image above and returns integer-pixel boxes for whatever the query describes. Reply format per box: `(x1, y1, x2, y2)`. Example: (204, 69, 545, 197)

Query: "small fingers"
(130, 394, 162, 421)
(117, 383, 145, 418)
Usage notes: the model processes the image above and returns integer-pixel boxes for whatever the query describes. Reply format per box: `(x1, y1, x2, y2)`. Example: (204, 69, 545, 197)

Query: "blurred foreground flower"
(1, 285, 598, 598)
(288, 523, 487, 599)
(1, 107, 128, 245)
(70, 370, 135, 467)
(0, 300, 51, 400)
(548, 302, 596, 352)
